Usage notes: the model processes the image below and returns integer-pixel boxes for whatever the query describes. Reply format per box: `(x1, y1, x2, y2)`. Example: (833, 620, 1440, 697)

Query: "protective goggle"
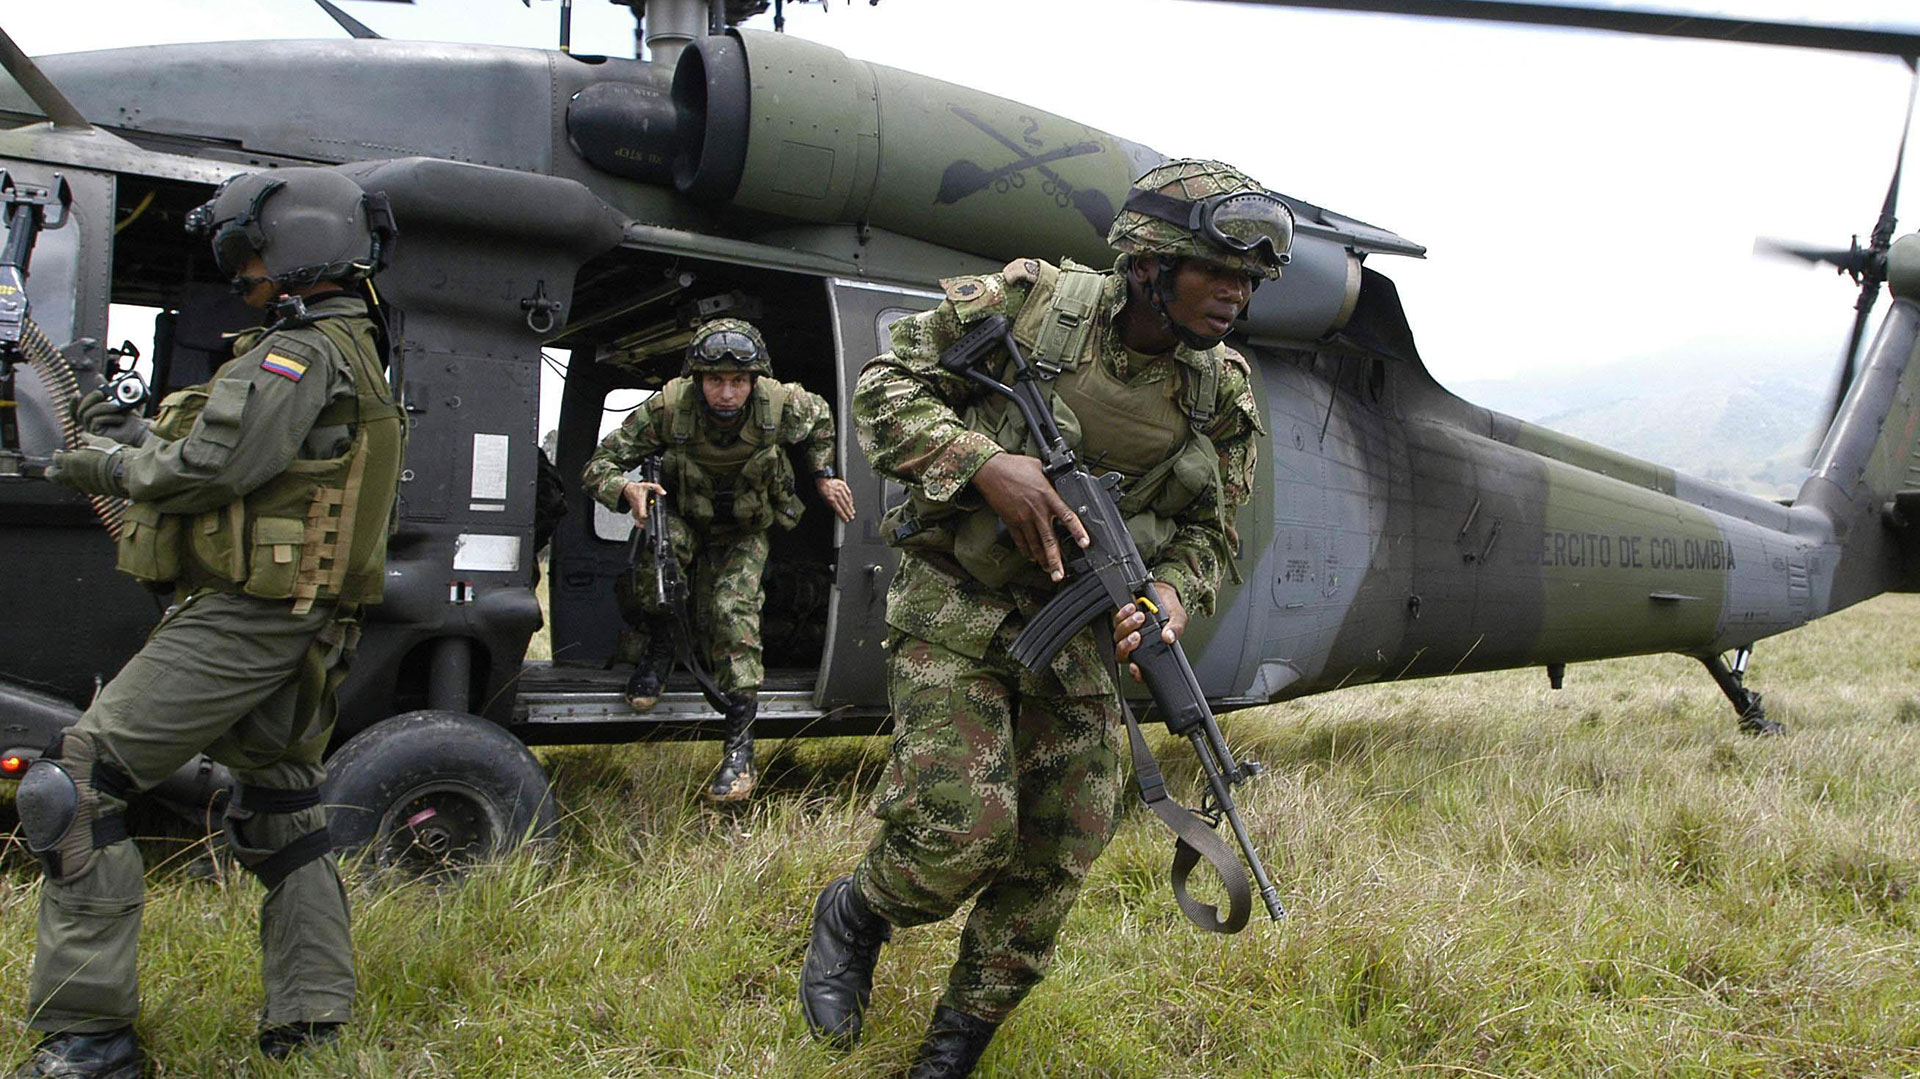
(689, 329, 765, 366)
(1121, 188, 1295, 266)
(186, 178, 285, 278)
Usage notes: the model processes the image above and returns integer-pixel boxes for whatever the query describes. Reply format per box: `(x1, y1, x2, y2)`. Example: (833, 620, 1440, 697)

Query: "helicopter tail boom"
(1793, 237, 1920, 613)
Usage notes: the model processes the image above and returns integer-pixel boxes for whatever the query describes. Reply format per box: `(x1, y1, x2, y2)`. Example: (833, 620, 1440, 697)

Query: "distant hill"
(1445, 350, 1832, 500)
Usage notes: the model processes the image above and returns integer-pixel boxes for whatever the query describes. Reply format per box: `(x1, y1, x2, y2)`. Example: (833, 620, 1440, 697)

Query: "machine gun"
(938, 314, 1285, 933)
(627, 456, 729, 713)
(0, 172, 126, 536)
(0, 169, 71, 472)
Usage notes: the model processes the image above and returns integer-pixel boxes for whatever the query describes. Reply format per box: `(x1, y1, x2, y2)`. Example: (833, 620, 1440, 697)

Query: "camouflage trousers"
(28, 591, 356, 1034)
(852, 618, 1126, 1024)
(616, 519, 769, 693)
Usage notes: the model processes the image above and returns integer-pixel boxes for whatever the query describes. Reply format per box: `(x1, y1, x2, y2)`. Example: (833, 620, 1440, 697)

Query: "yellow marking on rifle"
(1137, 594, 1160, 614)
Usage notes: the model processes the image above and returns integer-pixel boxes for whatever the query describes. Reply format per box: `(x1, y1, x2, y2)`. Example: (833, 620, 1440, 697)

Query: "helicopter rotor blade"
(0, 25, 90, 131)
(1818, 59, 1919, 437)
(1752, 237, 1867, 274)
(1208, 1, 1920, 58)
(315, 0, 384, 38)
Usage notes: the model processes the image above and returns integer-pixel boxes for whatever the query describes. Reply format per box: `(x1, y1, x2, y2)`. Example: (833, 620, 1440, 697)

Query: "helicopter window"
(590, 386, 657, 542)
(874, 306, 917, 347)
(22, 206, 81, 348)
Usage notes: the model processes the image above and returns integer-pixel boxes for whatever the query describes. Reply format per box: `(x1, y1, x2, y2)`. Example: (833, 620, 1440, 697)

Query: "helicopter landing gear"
(1700, 647, 1785, 736)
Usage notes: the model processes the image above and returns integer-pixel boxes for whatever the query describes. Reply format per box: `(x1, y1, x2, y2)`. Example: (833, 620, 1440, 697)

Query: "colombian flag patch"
(260, 352, 308, 382)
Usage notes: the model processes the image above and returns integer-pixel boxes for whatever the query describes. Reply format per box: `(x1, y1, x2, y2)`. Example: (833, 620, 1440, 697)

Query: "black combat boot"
(624, 629, 675, 712)
(12, 1028, 145, 1079)
(258, 1021, 343, 1060)
(906, 1005, 999, 1079)
(706, 692, 757, 802)
(799, 874, 893, 1049)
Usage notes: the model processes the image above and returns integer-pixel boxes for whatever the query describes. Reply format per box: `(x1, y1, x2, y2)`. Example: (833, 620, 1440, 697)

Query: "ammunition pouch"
(110, 315, 405, 609)
(114, 500, 184, 584)
(663, 377, 802, 533)
(880, 259, 1227, 589)
(112, 385, 208, 584)
(888, 386, 1221, 591)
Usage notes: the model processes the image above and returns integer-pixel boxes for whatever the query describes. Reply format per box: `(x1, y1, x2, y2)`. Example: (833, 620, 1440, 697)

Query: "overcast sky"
(7, 0, 1920, 404)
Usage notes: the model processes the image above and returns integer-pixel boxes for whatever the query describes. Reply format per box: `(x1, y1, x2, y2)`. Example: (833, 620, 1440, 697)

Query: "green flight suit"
(28, 293, 401, 1035)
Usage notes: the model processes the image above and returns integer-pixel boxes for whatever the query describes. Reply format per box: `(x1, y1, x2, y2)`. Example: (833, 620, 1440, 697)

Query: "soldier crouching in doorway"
(581, 318, 854, 802)
(18, 167, 406, 1076)
(798, 159, 1286, 1077)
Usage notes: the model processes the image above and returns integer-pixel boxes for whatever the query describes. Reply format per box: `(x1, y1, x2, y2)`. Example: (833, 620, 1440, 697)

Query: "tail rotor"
(1757, 57, 1919, 447)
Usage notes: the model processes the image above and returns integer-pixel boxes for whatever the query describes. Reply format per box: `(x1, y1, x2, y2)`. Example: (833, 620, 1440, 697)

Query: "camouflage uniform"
(848, 255, 1263, 1022)
(581, 374, 837, 693)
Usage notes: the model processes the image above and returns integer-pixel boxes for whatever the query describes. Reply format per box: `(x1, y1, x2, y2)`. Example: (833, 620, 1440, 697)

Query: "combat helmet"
(1107, 159, 1292, 281)
(187, 167, 395, 292)
(683, 318, 773, 377)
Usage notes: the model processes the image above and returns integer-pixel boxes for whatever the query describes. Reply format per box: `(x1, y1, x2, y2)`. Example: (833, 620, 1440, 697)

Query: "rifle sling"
(668, 600, 732, 714)
(1098, 632, 1252, 934)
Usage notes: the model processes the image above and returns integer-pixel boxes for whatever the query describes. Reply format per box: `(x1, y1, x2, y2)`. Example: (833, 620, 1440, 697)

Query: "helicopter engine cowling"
(568, 79, 681, 187)
(667, 29, 1368, 343)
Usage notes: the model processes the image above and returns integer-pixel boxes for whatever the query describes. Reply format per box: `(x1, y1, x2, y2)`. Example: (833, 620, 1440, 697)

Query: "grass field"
(4, 595, 1920, 1077)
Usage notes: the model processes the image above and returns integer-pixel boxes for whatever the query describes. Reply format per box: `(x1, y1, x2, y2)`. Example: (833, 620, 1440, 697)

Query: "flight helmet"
(187, 168, 394, 292)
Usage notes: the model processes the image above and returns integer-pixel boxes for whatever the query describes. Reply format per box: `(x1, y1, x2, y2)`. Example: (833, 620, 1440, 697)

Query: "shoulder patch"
(1001, 258, 1044, 286)
(259, 352, 309, 382)
(941, 276, 987, 303)
(939, 274, 1006, 322)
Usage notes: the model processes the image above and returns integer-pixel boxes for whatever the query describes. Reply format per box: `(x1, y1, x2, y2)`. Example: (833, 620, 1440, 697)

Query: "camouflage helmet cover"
(1106, 158, 1288, 280)
(684, 318, 773, 376)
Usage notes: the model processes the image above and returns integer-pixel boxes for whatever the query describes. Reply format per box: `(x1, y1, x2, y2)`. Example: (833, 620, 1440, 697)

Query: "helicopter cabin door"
(814, 278, 942, 710)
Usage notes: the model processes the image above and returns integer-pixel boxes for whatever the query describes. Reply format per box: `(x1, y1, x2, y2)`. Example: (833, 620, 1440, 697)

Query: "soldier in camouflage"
(799, 159, 1289, 1077)
(17, 169, 405, 1077)
(582, 319, 854, 802)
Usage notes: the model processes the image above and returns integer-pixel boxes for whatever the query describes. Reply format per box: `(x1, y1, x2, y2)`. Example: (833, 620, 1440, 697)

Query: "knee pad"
(17, 736, 131, 884)
(223, 784, 333, 891)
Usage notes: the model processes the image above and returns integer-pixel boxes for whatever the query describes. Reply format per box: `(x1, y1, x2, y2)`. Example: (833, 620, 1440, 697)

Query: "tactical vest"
(883, 259, 1227, 589)
(659, 376, 804, 533)
(113, 313, 408, 612)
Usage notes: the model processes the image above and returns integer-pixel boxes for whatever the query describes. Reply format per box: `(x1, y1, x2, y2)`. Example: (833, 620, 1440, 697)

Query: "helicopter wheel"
(323, 709, 557, 876)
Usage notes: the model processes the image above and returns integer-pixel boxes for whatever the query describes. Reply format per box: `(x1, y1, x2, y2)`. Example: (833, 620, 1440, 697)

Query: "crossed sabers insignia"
(935, 106, 1116, 237)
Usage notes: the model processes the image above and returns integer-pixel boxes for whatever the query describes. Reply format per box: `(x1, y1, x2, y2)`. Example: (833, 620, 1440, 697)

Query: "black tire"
(323, 710, 557, 874)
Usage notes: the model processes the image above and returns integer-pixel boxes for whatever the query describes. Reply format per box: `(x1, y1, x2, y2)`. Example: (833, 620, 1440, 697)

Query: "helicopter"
(0, 0, 1917, 869)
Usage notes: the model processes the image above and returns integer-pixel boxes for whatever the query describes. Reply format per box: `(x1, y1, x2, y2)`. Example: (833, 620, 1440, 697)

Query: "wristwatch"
(814, 466, 838, 480)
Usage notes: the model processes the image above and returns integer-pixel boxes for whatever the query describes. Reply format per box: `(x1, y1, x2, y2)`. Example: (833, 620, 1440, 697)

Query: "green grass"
(6, 596, 1920, 1076)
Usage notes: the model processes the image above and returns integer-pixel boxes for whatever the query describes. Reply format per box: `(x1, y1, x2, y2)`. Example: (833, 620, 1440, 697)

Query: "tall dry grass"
(3, 595, 1918, 1076)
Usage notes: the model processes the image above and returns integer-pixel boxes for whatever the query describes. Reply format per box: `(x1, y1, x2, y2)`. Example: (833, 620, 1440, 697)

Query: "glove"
(71, 388, 150, 446)
(45, 435, 130, 497)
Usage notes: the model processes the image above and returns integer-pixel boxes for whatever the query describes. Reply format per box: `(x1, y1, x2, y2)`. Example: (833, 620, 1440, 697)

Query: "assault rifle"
(939, 314, 1285, 932)
(628, 456, 729, 713)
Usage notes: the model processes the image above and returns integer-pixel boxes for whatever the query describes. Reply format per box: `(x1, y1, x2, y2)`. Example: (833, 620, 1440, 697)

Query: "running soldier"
(582, 319, 854, 802)
(799, 159, 1288, 1077)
